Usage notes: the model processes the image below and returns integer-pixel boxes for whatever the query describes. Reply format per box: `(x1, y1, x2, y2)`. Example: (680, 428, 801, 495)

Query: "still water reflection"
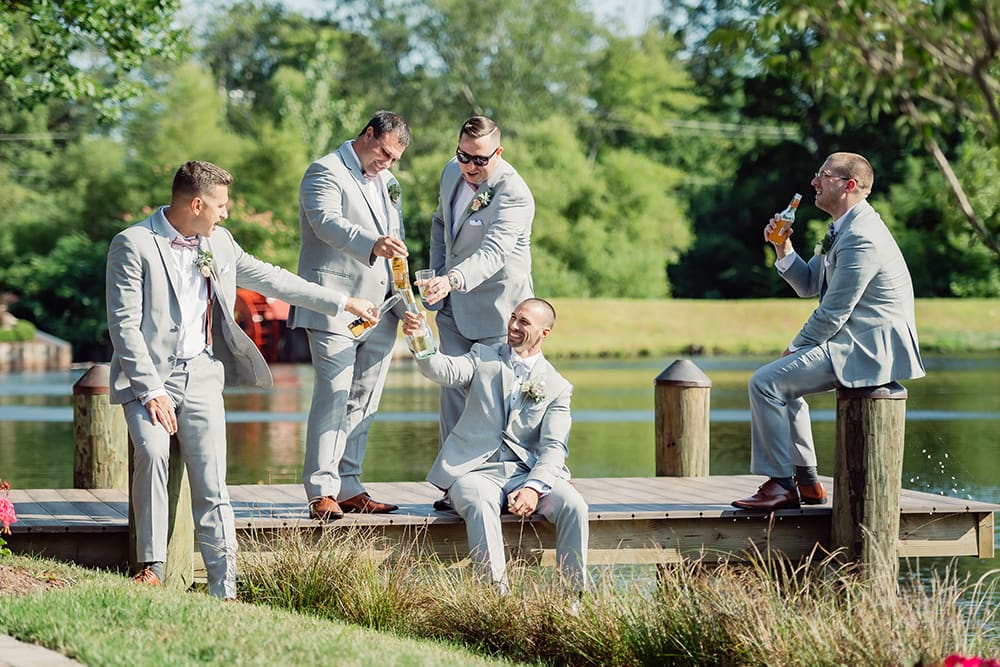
(1, 354, 998, 604)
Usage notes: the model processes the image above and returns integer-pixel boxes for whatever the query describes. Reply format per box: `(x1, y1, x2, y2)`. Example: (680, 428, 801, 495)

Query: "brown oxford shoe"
(732, 479, 801, 510)
(797, 481, 828, 505)
(340, 492, 399, 514)
(309, 496, 344, 521)
(131, 566, 160, 586)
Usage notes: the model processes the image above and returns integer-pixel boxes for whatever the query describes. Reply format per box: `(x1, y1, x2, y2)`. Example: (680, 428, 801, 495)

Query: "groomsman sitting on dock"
(401, 298, 588, 591)
(733, 152, 924, 511)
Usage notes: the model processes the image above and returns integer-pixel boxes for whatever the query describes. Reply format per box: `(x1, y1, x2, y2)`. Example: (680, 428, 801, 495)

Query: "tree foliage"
(761, 0, 1000, 260)
(0, 0, 187, 116)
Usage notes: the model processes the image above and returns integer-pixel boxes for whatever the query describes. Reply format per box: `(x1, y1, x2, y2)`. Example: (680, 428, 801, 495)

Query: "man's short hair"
(172, 160, 233, 200)
(522, 297, 556, 329)
(828, 152, 874, 194)
(361, 110, 411, 147)
(459, 116, 500, 142)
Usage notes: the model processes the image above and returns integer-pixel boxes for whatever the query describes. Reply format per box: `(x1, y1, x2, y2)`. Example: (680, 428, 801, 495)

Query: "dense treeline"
(1, 0, 997, 359)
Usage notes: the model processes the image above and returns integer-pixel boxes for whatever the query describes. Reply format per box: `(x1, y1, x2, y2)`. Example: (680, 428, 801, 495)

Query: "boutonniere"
(387, 181, 401, 206)
(815, 223, 836, 256)
(468, 189, 493, 214)
(195, 249, 214, 277)
(521, 378, 546, 403)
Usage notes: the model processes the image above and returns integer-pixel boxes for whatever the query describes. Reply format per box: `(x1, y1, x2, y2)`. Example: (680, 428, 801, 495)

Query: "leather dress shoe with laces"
(340, 492, 398, 514)
(309, 496, 344, 521)
(131, 566, 160, 586)
(732, 479, 801, 510)
(797, 481, 828, 505)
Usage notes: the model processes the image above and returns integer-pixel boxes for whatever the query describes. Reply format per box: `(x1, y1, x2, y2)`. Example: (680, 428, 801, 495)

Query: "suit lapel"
(499, 345, 515, 420)
(337, 145, 389, 236)
(149, 215, 184, 304)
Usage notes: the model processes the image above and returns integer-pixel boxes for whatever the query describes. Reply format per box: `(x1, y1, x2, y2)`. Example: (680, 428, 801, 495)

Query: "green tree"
(761, 0, 1000, 261)
(0, 0, 186, 116)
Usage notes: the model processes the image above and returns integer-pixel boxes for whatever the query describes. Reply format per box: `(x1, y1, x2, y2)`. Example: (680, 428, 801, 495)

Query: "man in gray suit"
(402, 298, 588, 591)
(107, 161, 377, 598)
(419, 116, 535, 509)
(733, 152, 925, 510)
(288, 111, 410, 520)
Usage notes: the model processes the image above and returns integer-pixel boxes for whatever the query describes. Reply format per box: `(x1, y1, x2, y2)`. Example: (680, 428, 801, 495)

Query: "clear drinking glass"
(415, 269, 435, 299)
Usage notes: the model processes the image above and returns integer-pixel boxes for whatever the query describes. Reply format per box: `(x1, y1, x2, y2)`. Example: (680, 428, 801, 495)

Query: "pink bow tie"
(171, 235, 200, 249)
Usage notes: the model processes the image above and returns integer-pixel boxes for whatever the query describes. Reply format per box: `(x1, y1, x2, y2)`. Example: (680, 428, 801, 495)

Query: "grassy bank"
(3, 530, 997, 666)
(518, 298, 1000, 358)
(0, 555, 515, 667)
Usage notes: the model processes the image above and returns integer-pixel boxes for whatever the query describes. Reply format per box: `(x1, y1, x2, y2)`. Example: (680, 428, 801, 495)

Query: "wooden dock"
(6, 476, 997, 571)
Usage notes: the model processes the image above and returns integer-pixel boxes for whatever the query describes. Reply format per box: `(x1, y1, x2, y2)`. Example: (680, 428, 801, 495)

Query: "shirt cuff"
(775, 251, 798, 273)
(140, 388, 168, 406)
(448, 269, 466, 293)
(524, 479, 551, 497)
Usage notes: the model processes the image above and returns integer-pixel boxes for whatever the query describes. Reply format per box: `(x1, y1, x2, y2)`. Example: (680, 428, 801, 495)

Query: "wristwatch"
(448, 271, 461, 291)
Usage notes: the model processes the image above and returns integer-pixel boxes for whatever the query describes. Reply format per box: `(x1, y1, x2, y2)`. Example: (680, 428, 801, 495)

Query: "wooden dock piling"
(654, 359, 711, 477)
(72, 364, 128, 491)
(832, 382, 909, 590)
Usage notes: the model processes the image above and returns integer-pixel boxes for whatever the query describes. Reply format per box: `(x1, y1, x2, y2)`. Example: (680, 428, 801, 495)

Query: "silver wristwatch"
(448, 272, 461, 291)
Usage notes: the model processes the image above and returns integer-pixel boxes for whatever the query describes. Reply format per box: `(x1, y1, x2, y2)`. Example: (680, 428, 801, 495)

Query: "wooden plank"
(897, 513, 986, 558)
(978, 512, 995, 559)
(88, 489, 129, 519)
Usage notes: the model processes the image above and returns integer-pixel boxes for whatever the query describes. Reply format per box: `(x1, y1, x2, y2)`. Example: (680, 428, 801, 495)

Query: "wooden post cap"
(73, 364, 111, 396)
(836, 381, 908, 401)
(655, 359, 712, 388)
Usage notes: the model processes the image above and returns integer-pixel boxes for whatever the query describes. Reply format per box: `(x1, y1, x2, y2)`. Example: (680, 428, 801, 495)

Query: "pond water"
(1, 353, 997, 619)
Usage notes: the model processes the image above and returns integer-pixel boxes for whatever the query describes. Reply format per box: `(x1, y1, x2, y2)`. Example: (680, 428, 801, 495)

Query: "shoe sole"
(343, 506, 398, 514)
(310, 511, 344, 520)
(432, 500, 454, 512)
(800, 497, 828, 505)
(731, 501, 801, 510)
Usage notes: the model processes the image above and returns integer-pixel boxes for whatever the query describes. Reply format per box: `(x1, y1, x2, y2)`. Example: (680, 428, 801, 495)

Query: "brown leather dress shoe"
(340, 492, 398, 514)
(732, 479, 801, 510)
(797, 481, 828, 505)
(131, 566, 160, 586)
(309, 496, 344, 521)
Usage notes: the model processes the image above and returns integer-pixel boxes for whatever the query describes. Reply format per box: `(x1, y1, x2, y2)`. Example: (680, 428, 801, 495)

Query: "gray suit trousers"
(749, 344, 840, 478)
(302, 316, 397, 502)
(123, 352, 237, 599)
(435, 307, 506, 448)
(449, 458, 589, 590)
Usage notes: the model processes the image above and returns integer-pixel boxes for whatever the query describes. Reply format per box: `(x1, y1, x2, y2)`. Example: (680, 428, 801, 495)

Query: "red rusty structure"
(233, 289, 309, 362)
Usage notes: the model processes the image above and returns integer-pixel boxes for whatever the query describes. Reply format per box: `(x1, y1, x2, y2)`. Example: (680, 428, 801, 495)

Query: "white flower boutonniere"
(468, 189, 494, 214)
(196, 249, 214, 278)
(521, 378, 546, 403)
(387, 181, 401, 206)
(815, 223, 836, 256)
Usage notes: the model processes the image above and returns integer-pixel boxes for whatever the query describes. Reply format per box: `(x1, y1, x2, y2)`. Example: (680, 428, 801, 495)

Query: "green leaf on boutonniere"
(387, 181, 401, 206)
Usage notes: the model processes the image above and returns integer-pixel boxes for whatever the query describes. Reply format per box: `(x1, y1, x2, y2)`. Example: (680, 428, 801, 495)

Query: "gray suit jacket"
(288, 141, 404, 335)
(429, 157, 534, 340)
(416, 343, 573, 491)
(782, 199, 925, 388)
(107, 209, 348, 404)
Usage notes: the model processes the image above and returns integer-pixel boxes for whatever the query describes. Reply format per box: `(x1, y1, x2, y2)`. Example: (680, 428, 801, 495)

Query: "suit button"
(167, 355, 176, 362)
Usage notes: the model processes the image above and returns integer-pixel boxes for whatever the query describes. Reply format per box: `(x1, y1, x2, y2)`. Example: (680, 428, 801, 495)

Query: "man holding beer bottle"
(733, 152, 924, 510)
(289, 111, 410, 520)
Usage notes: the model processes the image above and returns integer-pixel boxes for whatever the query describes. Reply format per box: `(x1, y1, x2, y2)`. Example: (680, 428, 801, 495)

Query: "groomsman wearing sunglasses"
(418, 116, 535, 510)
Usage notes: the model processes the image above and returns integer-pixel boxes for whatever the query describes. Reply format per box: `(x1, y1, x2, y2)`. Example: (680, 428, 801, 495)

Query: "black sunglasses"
(455, 146, 499, 167)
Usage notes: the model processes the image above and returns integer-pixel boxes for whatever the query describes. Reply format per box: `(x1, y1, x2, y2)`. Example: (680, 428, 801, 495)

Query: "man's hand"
(145, 395, 177, 435)
(345, 298, 379, 323)
(418, 275, 452, 306)
(764, 215, 794, 259)
(372, 235, 408, 259)
(507, 487, 540, 517)
(401, 310, 424, 336)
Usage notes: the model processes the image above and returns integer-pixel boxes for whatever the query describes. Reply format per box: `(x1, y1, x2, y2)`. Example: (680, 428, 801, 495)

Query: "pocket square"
(468, 219, 484, 226)
(219, 263, 232, 277)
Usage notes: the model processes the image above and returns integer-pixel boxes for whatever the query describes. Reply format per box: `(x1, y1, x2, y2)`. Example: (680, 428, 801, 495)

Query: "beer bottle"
(767, 193, 802, 244)
(348, 293, 401, 337)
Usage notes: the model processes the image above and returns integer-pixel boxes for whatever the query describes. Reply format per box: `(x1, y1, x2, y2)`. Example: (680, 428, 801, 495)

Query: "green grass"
(498, 298, 1000, 358)
(0, 555, 519, 667)
(3, 530, 998, 666)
